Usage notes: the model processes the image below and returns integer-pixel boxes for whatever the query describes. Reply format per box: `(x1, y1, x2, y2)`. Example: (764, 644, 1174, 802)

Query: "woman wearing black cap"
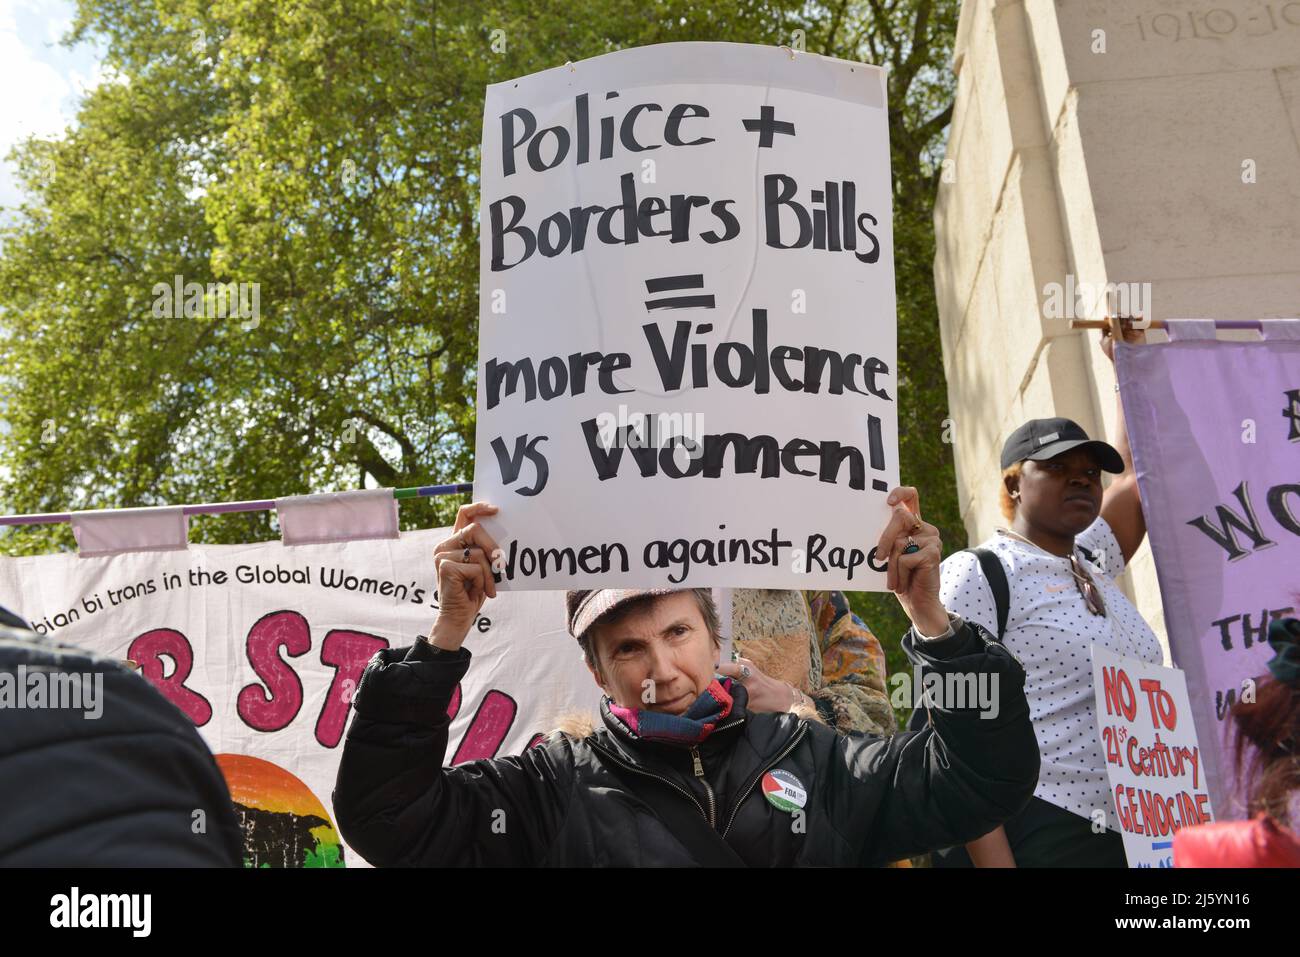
(935, 324, 1163, 867)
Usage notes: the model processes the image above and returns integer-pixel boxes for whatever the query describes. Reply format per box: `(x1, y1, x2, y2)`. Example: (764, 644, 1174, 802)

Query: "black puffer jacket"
(0, 621, 243, 866)
(333, 621, 1039, 866)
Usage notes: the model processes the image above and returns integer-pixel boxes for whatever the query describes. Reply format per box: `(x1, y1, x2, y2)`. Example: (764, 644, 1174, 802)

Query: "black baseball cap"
(1000, 417, 1125, 473)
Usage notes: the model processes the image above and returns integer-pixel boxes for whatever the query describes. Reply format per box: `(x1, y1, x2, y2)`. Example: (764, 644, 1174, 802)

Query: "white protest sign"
(474, 42, 898, 590)
(1091, 645, 1215, 867)
(0, 530, 591, 867)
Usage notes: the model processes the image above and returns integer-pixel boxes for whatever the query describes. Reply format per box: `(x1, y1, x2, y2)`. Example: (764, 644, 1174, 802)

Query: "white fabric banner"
(474, 42, 899, 590)
(274, 489, 399, 545)
(70, 505, 189, 557)
(0, 529, 592, 867)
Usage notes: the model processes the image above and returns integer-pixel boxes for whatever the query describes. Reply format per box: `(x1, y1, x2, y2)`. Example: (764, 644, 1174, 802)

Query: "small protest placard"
(1091, 645, 1215, 867)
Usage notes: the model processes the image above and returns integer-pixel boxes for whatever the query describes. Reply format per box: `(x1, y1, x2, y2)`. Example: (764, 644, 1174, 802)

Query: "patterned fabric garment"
(731, 589, 896, 736)
(604, 678, 735, 747)
(808, 591, 897, 736)
(731, 589, 814, 691)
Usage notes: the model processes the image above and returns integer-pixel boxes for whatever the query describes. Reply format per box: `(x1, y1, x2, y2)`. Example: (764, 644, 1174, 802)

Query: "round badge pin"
(761, 769, 807, 813)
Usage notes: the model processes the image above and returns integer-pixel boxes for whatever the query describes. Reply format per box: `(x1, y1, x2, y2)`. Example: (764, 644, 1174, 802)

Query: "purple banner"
(1116, 325, 1300, 817)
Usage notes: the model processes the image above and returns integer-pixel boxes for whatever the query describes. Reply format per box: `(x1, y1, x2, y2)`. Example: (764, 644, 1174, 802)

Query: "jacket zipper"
(721, 724, 808, 837)
(590, 717, 746, 831)
(589, 742, 711, 823)
(690, 746, 716, 828)
(696, 716, 745, 829)
(972, 624, 1025, 669)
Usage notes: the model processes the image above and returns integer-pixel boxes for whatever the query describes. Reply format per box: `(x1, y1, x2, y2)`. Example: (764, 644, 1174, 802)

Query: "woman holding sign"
(934, 325, 1163, 868)
(332, 487, 1041, 867)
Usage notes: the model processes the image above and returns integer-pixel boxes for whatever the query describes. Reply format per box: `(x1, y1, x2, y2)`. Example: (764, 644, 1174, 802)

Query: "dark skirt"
(932, 796, 1128, 868)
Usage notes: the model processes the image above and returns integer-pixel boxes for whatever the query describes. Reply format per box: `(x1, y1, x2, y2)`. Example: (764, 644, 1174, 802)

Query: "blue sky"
(0, 0, 105, 213)
(0, 2, 104, 477)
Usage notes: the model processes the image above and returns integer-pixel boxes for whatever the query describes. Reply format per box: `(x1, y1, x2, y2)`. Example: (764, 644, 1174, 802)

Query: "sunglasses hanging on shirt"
(997, 527, 1109, 618)
(1068, 553, 1107, 617)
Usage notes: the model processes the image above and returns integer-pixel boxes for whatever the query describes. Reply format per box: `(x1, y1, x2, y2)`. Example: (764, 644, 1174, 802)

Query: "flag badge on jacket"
(762, 769, 807, 812)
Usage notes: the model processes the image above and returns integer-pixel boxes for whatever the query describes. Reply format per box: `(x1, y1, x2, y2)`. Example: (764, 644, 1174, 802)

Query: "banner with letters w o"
(1117, 321, 1300, 816)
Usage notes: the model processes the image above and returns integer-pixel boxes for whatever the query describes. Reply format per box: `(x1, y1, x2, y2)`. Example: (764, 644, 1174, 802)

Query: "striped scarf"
(604, 678, 735, 747)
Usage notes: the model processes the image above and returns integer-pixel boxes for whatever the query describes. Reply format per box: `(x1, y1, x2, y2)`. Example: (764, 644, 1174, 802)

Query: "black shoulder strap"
(596, 750, 746, 867)
(905, 548, 1012, 735)
(966, 547, 1010, 640)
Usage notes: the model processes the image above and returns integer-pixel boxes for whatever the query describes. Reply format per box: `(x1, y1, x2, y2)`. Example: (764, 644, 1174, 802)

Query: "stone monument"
(933, 0, 1300, 652)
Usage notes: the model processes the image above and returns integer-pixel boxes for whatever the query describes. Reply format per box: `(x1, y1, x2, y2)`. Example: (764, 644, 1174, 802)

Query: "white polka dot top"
(939, 517, 1163, 829)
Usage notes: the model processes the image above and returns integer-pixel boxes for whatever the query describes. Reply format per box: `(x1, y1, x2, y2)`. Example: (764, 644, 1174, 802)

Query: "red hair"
(1231, 675, 1300, 826)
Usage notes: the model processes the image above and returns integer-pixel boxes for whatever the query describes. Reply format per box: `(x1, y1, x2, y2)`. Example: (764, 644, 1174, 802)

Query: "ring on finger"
(738, 665, 751, 681)
(462, 546, 471, 562)
(903, 536, 920, 555)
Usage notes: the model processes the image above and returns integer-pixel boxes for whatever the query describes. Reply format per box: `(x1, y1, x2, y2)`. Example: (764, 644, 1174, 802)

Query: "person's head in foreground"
(331, 488, 1042, 866)
(0, 607, 243, 867)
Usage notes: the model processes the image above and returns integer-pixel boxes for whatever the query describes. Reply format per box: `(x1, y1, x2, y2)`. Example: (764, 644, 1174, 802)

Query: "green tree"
(0, 0, 962, 711)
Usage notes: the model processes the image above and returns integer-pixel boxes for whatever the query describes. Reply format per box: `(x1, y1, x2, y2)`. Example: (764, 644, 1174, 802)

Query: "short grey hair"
(577, 588, 721, 672)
